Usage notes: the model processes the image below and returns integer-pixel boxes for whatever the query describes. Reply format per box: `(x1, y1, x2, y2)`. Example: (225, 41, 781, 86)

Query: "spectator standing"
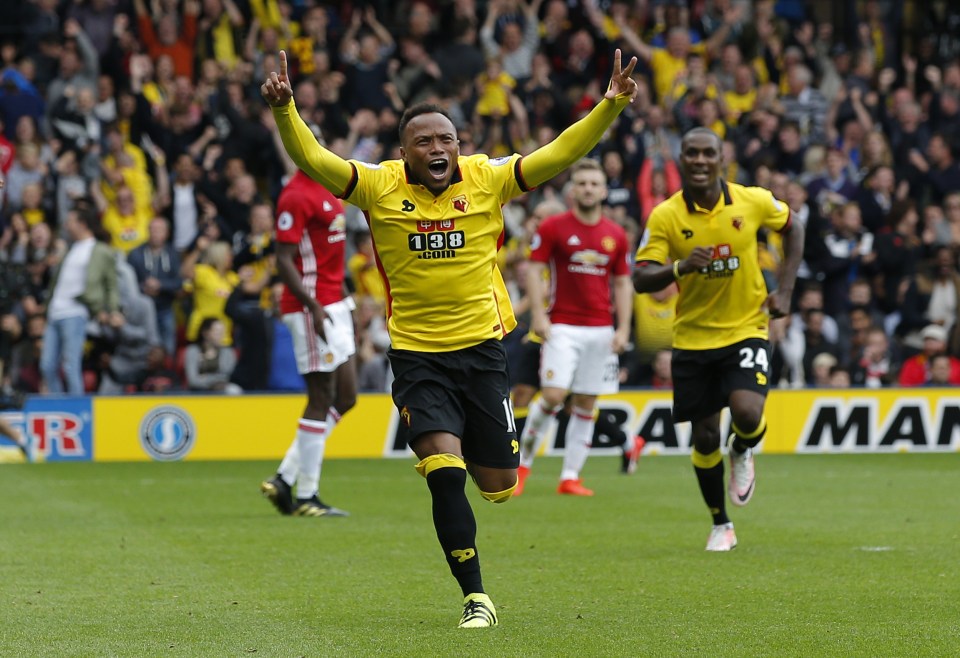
(873, 200, 922, 316)
(40, 203, 118, 394)
(134, 0, 199, 79)
(98, 271, 159, 394)
(167, 153, 202, 253)
(432, 17, 485, 95)
(127, 217, 182, 356)
(821, 202, 876, 318)
(479, 0, 542, 84)
(899, 247, 960, 355)
(339, 6, 396, 114)
(806, 147, 859, 209)
(181, 240, 238, 346)
(44, 19, 99, 120)
(917, 133, 960, 206)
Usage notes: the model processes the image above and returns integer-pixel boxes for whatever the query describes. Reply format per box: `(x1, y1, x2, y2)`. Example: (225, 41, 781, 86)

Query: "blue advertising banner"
(0, 396, 94, 462)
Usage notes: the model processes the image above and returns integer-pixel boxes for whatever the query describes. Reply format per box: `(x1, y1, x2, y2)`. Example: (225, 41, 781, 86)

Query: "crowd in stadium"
(1, 0, 960, 398)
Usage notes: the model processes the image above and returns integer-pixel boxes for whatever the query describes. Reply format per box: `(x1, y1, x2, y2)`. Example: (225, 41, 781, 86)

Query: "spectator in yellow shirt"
(101, 185, 152, 254)
(722, 64, 758, 124)
(182, 240, 238, 345)
(347, 231, 385, 306)
(475, 57, 518, 155)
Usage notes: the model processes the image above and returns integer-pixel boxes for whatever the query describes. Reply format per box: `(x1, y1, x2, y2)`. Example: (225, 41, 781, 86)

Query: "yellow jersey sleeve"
(520, 94, 632, 188)
(754, 187, 792, 232)
(343, 160, 401, 211)
(635, 204, 673, 265)
(470, 153, 526, 204)
(271, 99, 356, 196)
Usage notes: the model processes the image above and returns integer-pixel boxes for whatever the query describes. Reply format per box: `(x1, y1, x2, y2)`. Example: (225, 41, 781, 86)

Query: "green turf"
(1, 453, 957, 657)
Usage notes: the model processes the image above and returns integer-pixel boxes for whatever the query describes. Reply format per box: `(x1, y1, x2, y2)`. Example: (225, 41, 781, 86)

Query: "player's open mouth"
(689, 170, 709, 183)
(427, 159, 449, 179)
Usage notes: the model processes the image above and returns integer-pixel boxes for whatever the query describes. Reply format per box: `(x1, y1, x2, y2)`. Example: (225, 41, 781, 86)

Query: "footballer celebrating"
(262, 49, 638, 627)
(633, 128, 804, 551)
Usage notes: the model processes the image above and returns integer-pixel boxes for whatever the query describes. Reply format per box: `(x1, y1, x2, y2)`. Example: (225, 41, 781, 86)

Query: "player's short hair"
(682, 127, 722, 148)
(398, 102, 454, 143)
(569, 157, 605, 180)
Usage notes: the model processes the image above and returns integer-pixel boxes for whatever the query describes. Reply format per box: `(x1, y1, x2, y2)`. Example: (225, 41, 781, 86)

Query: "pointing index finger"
(612, 48, 621, 78)
(279, 50, 287, 80)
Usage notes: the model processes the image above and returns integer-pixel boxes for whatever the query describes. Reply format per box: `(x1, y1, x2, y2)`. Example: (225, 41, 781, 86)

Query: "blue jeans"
(40, 314, 88, 394)
(156, 305, 176, 356)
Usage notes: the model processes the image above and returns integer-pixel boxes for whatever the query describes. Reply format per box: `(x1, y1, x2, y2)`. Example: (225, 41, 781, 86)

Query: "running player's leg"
(510, 380, 538, 495)
(327, 303, 360, 432)
(412, 432, 486, 595)
(690, 413, 737, 550)
(510, 338, 543, 443)
(672, 347, 734, 548)
(690, 413, 727, 522)
(520, 326, 577, 473)
(724, 338, 770, 507)
(559, 392, 597, 496)
(455, 339, 520, 626)
(392, 346, 501, 627)
(559, 327, 619, 494)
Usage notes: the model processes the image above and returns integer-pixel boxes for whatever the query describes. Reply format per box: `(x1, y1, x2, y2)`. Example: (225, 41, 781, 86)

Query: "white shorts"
(283, 299, 356, 374)
(540, 324, 619, 395)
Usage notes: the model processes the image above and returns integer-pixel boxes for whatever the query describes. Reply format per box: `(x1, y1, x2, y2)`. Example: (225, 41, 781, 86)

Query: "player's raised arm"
(261, 51, 355, 197)
(520, 49, 638, 188)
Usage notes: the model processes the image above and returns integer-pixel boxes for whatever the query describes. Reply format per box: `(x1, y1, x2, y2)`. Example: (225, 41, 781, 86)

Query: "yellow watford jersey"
(635, 181, 791, 350)
(343, 153, 529, 352)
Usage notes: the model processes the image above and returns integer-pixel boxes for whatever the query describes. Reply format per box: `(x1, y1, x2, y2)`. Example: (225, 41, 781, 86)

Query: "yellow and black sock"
(731, 415, 767, 453)
(418, 454, 482, 596)
(692, 448, 728, 525)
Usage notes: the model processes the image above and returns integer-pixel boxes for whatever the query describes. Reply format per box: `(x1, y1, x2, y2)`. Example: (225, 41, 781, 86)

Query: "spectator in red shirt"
(134, 0, 199, 79)
(899, 324, 960, 386)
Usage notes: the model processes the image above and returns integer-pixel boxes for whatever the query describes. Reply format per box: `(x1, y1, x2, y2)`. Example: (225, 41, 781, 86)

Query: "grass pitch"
(1, 453, 957, 657)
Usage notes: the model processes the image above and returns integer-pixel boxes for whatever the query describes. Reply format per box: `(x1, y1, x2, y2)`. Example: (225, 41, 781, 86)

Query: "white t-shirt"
(48, 237, 96, 321)
(172, 182, 198, 252)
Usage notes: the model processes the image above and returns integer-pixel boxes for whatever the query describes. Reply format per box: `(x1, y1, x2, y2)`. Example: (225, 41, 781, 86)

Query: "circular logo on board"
(139, 406, 196, 461)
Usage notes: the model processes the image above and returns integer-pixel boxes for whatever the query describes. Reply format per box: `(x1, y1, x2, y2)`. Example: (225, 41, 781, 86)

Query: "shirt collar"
(682, 179, 732, 213)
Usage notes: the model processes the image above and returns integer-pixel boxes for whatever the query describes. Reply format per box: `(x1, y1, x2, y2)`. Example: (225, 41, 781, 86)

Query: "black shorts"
(513, 338, 542, 389)
(388, 339, 519, 469)
(671, 338, 771, 423)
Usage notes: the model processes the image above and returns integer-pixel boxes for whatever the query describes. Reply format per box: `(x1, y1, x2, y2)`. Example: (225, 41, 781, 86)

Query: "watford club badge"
(732, 217, 743, 231)
(452, 195, 469, 213)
